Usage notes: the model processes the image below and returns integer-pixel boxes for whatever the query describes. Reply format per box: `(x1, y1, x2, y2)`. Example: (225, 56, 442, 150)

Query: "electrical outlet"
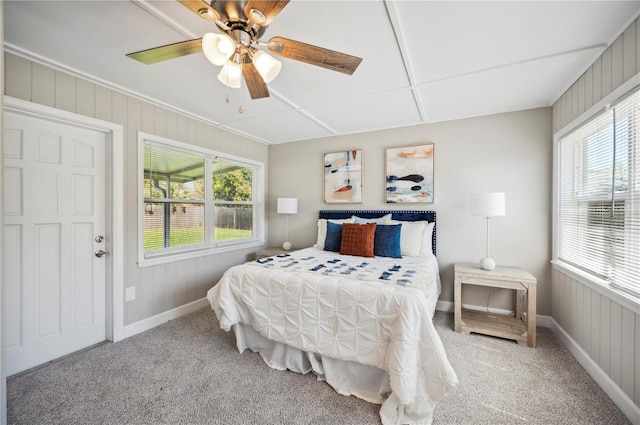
(125, 286, 136, 302)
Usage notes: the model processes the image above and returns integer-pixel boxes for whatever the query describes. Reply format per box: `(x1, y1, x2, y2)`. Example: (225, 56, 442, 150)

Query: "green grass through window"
(144, 227, 251, 251)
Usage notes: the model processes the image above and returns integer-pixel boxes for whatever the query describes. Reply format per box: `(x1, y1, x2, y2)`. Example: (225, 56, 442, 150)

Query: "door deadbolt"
(95, 235, 104, 243)
(95, 250, 106, 258)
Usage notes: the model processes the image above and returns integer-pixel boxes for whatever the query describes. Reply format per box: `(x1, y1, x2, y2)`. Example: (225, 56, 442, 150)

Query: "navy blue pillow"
(374, 224, 402, 258)
(324, 221, 343, 252)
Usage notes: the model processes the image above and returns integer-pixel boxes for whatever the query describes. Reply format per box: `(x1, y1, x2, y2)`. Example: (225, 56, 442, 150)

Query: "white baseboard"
(435, 300, 552, 328)
(550, 318, 640, 424)
(436, 300, 636, 422)
(436, 300, 454, 312)
(123, 297, 210, 339)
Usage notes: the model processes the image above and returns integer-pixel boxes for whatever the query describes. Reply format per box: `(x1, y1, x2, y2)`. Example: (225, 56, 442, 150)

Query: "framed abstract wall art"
(324, 150, 363, 203)
(385, 143, 434, 203)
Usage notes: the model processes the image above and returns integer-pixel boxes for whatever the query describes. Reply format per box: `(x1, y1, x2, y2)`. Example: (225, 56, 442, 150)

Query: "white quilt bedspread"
(207, 247, 458, 424)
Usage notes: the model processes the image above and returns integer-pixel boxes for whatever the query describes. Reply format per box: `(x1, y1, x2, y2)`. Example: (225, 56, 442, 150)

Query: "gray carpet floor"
(8, 308, 631, 425)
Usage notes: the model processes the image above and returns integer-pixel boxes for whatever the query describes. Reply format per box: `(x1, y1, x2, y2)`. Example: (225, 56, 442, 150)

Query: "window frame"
(137, 131, 265, 267)
(552, 78, 640, 312)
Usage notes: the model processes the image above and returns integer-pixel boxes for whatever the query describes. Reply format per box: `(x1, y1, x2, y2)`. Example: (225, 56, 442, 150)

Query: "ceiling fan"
(126, 0, 363, 101)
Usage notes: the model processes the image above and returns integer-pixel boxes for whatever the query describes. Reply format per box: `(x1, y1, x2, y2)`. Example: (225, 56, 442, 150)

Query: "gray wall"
(4, 52, 269, 327)
(268, 108, 553, 315)
(551, 17, 640, 415)
(1, 3, 6, 424)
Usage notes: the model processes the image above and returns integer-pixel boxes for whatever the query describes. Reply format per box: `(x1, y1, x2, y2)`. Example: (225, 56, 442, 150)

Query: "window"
(212, 160, 254, 242)
(557, 88, 640, 298)
(139, 132, 264, 265)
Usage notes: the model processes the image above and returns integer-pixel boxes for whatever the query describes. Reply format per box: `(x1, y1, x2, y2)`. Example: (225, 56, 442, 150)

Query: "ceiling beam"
(383, 0, 426, 123)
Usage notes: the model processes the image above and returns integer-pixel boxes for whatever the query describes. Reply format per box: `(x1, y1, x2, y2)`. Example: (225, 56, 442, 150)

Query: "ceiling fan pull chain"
(238, 68, 244, 114)
(224, 59, 231, 103)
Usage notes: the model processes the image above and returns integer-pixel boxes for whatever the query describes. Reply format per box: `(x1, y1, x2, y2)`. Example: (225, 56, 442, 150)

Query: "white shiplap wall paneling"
(610, 302, 623, 389)
(637, 17, 640, 75)
(555, 17, 640, 131)
(620, 308, 635, 401)
(623, 21, 637, 82)
(577, 74, 586, 116)
(636, 313, 640, 406)
(592, 56, 603, 108)
(583, 287, 592, 354)
(599, 297, 611, 376)
(5, 54, 31, 99)
(552, 270, 639, 410)
(32, 62, 55, 108)
(76, 79, 95, 117)
(602, 45, 613, 97)
(590, 290, 601, 365)
(55, 70, 75, 113)
(585, 66, 593, 111)
(611, 35, 624, 91)
(95, 85, 112, 122)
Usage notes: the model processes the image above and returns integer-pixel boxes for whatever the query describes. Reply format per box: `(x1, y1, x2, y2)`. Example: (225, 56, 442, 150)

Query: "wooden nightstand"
(254, 247, 289, 260)
(454, 262, 537, 347)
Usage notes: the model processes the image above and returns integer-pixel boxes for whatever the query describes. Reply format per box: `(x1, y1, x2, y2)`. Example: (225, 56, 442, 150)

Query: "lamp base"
(479, 257, 496, 271)
(282, 241, 292, 251)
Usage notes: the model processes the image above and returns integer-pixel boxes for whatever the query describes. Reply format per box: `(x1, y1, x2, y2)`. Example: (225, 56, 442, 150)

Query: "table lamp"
(277, 198, 298, 250)
(471, 192, 505, 270)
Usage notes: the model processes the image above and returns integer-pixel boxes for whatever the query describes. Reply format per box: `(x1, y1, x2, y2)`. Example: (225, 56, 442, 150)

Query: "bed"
(207, 210, 458, 425)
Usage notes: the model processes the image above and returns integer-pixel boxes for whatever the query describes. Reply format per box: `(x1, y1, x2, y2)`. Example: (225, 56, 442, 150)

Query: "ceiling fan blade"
(244, 0, 290, 26)
(242, 61, 270, 99)
(267, 37, 362, 75)
(126, 39, 203, 64)
(177, 0, 220, 22)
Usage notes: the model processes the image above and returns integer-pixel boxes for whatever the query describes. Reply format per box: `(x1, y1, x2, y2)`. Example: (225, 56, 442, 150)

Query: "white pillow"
(383, 219, 434, 257)
(352, 213, 392, 224)
(420, 222, 436, 256)
(313, 217, 355, 249)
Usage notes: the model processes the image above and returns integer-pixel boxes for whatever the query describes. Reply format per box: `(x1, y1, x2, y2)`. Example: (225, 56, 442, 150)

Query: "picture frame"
(323, 150, 363, 203)
(385, 143, 434, 203)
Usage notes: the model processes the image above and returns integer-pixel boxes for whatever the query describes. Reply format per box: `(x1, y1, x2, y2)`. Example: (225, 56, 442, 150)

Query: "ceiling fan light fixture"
(253, 50, 282, 83)
(202, 32, 235, 66)
(217, 60, 242, 89)
(130, 0, 362, 101)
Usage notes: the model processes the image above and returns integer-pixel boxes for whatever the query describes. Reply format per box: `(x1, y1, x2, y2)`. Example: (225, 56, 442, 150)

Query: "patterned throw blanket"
(208, 247, 457, 425)
(253, 252, 419, 286)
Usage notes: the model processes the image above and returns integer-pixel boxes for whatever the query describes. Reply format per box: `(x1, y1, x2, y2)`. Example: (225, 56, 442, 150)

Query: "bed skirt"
(233, 322, 438, 425)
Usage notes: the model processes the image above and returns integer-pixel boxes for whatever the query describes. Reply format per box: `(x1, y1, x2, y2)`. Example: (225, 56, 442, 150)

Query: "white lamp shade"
(217, 60, 242, 88)
(277, 198, 298, 214)
(202, 33, 235, 66)
(471, 192, 505, 217)
(253, 50, 282, 83)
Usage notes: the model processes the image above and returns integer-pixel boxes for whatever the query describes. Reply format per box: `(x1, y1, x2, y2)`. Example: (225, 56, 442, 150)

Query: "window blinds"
(558, 89, 640, 298)
(610, 90, 640, 296)
(143, 142, 205, 251)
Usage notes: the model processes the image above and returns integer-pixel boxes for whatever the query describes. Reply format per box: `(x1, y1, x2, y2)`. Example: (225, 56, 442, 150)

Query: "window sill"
(138, 239, 265, 268)
(551, 260, 640, 314)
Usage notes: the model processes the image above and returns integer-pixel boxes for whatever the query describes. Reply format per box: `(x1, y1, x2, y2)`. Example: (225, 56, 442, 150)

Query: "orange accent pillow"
(340, 223, 377, 257)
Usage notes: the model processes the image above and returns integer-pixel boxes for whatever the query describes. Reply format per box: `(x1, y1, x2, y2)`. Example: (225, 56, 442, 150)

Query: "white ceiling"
(4, 1, 640, 145)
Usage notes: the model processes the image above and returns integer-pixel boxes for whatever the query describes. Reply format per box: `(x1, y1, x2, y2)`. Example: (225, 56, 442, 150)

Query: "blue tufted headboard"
(318, 210, 436, 255)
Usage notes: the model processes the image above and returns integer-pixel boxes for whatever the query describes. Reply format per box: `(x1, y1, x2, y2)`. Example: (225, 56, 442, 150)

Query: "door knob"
(95, 250, 107, 258)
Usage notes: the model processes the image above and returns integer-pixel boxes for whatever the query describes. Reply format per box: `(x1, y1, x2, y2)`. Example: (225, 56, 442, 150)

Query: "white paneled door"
(4, 111, 107, 376)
